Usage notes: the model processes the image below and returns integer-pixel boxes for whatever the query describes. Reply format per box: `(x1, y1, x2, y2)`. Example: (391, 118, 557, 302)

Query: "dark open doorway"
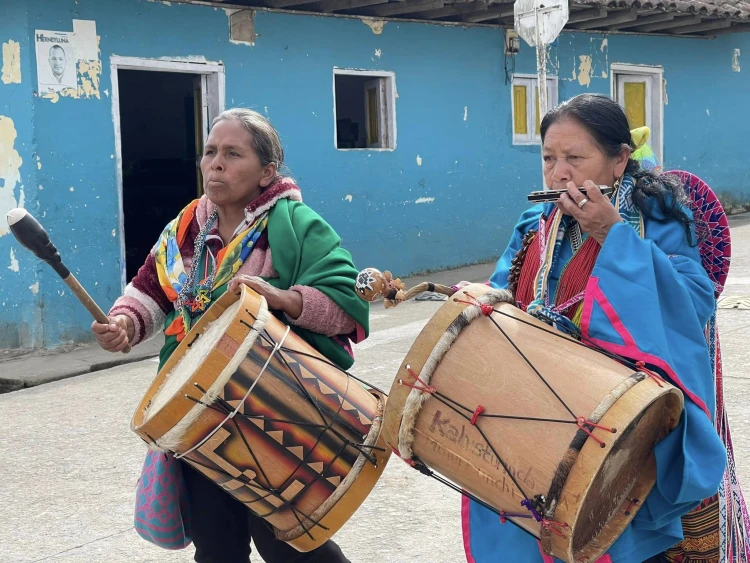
(118, 69, 203, 281)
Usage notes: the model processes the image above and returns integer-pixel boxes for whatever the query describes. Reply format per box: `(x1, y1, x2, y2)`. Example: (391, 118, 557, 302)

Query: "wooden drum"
(383, 283, 683, 563)
(131, 285, 390, 551)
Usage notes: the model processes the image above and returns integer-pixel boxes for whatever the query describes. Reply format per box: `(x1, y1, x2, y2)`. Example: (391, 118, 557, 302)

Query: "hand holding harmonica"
(543, 181, 625, 245)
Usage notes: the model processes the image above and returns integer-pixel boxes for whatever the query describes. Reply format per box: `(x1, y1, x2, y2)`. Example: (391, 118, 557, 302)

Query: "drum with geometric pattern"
(131, 285, 390, 551)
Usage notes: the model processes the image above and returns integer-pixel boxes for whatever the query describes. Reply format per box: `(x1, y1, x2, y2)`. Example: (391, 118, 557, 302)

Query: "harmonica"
(527, 185, 616, 203)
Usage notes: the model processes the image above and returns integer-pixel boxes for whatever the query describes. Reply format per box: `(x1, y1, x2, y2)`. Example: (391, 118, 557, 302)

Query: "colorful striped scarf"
(153, 199, 269, 341)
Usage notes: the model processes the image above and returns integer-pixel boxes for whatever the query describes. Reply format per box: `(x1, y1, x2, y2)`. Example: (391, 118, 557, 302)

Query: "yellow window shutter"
(366, 87, 379, 145)
(624, 82, 647, 129)
(514, 84, 528, 135)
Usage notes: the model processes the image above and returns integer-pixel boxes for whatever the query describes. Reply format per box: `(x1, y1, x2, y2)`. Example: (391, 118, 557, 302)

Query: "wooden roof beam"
(672, 17, 732, 34)
(572, 7, 638, 29)
(607, 11, 675, 30)
(631, 14, 701, 32)
(704, 22, 750, 35)
(264, 0, 321, 8)
(566, 7, 607, 24)
(298, 0, 388, 12)
(360, 0, 444, 16)
(404, 0, 487, 19)
(461, 4, 514, 22)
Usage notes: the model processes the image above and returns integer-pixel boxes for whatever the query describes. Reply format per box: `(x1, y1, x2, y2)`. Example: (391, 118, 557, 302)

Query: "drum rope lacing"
(174, 325, 293, 461)
(395, 292, 663, 537)
(164, 307, 388, 541)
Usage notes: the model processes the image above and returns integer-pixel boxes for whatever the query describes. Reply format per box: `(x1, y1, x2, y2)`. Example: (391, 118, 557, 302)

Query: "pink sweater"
(109, 180, 357, 347)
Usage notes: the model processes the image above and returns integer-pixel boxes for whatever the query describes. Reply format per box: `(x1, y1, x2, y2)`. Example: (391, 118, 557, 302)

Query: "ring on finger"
(577, 197, 589, 209)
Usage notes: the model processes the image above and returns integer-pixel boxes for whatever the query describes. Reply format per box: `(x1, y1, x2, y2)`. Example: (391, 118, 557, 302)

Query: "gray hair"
(211, 108, 285, 171)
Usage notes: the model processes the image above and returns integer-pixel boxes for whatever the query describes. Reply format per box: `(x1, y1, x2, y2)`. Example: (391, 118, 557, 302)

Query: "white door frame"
(110, 55, 225, 290)
(610, 63, 664, 165)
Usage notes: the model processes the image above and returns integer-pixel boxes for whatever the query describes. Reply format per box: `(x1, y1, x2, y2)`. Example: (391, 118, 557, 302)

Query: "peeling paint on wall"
(565, 39, 608, 84)
(415, 197, 434, 204)
(344, 194, 353, 202)
(79, 59, 102, 97)
(416, 155, 423, 166)
(8, 249, 19, 272)
(1, 40, 21, 84)
(733, 49, 741, 72)
(463, 106, 468, 121)
(362, 19, 386, 35)
(227, 9, 257, 46)
(578, 55, 592, 87)
(0, 116, 24, 237)
(29, 281, 39, 295)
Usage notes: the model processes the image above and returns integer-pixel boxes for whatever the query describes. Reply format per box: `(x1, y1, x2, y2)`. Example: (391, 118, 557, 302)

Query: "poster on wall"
(35, 30, 77, 93)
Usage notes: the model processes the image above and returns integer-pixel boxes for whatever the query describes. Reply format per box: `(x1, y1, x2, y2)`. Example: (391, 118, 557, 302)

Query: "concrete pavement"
(0, 215, 748, 562)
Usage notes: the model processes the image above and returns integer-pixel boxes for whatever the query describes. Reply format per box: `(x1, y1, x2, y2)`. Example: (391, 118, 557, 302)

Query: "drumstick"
(355, 267, 456, 308)
(6, 208, 131, 353)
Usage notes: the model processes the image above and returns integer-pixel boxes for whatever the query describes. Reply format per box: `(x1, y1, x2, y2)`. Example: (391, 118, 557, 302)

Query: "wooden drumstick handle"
(355, 267, 456, 308)
(6, 208, 131, 353)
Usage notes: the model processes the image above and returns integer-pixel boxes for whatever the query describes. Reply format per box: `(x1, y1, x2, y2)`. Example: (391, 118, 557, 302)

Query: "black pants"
(183, 463, 351, 563)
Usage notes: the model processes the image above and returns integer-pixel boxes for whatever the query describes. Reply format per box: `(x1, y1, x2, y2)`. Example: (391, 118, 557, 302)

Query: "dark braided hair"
(540, 93, 694, 245)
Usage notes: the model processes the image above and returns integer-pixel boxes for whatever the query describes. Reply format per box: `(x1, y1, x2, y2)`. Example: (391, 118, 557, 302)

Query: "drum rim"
(548, 384, 683, 562)
(130, 286, 263, 445)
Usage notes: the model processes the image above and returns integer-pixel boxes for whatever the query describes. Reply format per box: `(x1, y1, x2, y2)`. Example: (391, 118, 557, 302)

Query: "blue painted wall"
(1, 0, 749, 349)
(0, 2, 41, 349)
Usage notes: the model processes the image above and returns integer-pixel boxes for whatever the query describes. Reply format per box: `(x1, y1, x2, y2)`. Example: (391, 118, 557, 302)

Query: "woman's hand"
(91, 315, 133, 353)
(557, 181, 623, 245)
(229, 275, 303, 319)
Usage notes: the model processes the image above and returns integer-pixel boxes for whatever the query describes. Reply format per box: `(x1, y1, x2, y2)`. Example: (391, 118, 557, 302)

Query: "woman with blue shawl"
(463, 94, 748, 562)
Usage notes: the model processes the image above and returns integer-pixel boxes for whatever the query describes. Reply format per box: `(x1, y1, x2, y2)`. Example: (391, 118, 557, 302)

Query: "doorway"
(118, 69, 200, 280)
(111, 57, 225, 286)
